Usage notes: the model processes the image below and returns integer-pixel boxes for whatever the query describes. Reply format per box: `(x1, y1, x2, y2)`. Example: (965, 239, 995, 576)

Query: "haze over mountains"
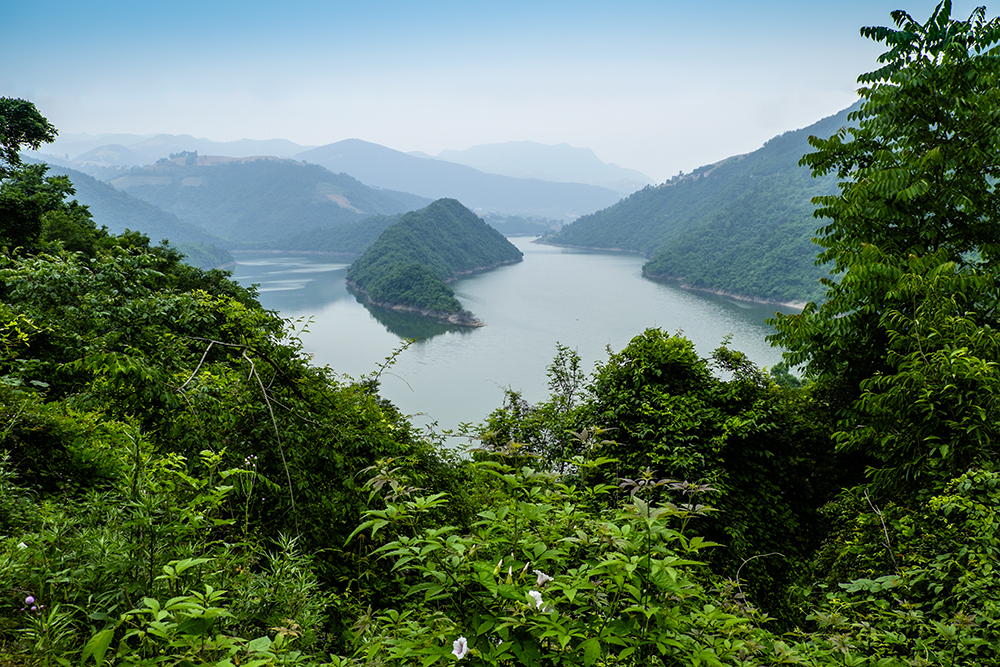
(108, 154, 430, 247)
(33, 133, 310, 169)
(31, 134, 631, 222)
(427, 141, 654, 194)
(22, 102, 864, 304)
(295, 139, 623, 220)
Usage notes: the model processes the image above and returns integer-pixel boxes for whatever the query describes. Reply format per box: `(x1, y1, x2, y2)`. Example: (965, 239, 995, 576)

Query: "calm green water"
(231, 238, 799, 434)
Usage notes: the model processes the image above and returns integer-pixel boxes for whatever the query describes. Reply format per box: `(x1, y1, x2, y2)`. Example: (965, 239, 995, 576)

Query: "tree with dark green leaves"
(0, 97, 56, 176)
(771, 1, 1000, 385)
(769, 1, 1000, 496)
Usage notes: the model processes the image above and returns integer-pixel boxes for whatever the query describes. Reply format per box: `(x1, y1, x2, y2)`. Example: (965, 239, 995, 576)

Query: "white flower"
(452, 636, 469, 660)
(533, 569, 553, 586)
(528, 589, 544, 609)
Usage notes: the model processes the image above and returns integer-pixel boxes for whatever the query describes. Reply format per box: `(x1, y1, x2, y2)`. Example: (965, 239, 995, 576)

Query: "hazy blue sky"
(3, 1, 990, 182)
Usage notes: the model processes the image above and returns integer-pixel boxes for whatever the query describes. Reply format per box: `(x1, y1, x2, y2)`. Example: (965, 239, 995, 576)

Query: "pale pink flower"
(528, 590, 544, 609)
(533, 569, 553, 586)
(452, 636, 469, 660)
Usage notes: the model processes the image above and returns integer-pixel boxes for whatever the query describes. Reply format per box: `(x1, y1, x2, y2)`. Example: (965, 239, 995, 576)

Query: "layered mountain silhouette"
(432, 140, 653, 194)
(108, 155, 430, 247)
(296, 139, 624, 221)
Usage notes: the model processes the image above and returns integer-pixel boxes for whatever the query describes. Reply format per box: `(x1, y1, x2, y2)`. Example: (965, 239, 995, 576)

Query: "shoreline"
(345, 281, 486, 327)
(228, 248, 360, 258)
(230, 251, 524, 326)
(642, 272, 807, 310)
(443, 256, 523, 283)
(536, 239, 805, 310)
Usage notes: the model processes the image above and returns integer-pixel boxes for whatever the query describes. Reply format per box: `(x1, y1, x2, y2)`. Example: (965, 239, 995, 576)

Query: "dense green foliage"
(347, 199, 523, 316)
(769, 0, 1000, 495)
(1, 120, 468, 660)
(478, 333, 856, 616)
(6, 4, 1000, 664)
(0, 98, 56, 177)
(545, 108, 853, 303)
(112, 157, 430, 247)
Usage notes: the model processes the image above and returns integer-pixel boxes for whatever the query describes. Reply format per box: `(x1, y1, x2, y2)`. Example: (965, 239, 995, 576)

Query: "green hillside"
(32, 162, 234, 269)
(545, 104, 859, 303)
(347, 198, 523, 320)
(109, 155, 430, 247)
(255, 214, 401, 255)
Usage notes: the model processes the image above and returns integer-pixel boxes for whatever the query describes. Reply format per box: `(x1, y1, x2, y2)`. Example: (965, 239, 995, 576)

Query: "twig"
(864, 488, 898, 571)
(178, 341, 215, 391)
(243, 350, 299, 534)
(735, 552, 784, 608)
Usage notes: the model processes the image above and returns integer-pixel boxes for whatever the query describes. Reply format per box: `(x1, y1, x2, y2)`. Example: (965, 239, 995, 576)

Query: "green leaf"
(247, 636, 272, 653)
(81, 628, 115, 667)
(581, 638, 601, 666)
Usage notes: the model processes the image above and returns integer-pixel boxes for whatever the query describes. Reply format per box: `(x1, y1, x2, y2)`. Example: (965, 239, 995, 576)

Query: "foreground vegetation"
(3, 3, 1000, 664)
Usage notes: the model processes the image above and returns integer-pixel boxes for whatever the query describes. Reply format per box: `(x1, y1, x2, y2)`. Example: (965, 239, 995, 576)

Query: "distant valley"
(107, 153, 429, 247)
(295, 139, 624, 221)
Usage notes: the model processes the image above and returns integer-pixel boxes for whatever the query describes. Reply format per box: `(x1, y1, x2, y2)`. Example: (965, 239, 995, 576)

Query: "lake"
(230, 237, 799, 435)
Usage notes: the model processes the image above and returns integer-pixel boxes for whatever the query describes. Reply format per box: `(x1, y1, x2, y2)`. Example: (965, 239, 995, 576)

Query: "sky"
(3, 0, 992, 183)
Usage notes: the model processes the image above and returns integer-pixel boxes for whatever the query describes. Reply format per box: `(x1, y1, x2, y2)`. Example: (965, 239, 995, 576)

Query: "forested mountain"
(31, 161, 234, 269)
(261, 214, 401, 255)
(347, 198, 523, 322)
(296, 139, 623, 221)
(433, 140, 654, 194)
(480, 212, 563, 236)
(109, 154, 430, 246)
(545, 104, 860, 303)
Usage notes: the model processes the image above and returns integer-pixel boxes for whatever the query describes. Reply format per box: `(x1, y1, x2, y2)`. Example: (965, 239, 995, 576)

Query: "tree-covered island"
(346, 198, 523, 325)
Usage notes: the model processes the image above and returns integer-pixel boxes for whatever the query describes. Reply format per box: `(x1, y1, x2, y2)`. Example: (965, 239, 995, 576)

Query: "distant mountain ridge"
(29, 133, 638, 221)
(108, 154, 430, 247)
(543, 103, 861, 304)
(432, 141, 654, 194)
(296, 139, 624, 221)
(347, 199, 523, 325)
(33, 132, 313, 169)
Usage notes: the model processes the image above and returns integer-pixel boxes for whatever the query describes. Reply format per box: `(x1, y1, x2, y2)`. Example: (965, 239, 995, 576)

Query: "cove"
(230, 237, 800, 435)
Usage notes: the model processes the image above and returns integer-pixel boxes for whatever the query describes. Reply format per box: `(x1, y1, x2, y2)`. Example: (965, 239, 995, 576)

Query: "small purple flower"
(451, 636, 469, 660)
(24, 596, 35, 606)
(30, 606, 37, 612)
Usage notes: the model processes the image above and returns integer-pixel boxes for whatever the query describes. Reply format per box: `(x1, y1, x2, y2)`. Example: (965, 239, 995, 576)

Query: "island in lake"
(346, 198, 524, 326)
